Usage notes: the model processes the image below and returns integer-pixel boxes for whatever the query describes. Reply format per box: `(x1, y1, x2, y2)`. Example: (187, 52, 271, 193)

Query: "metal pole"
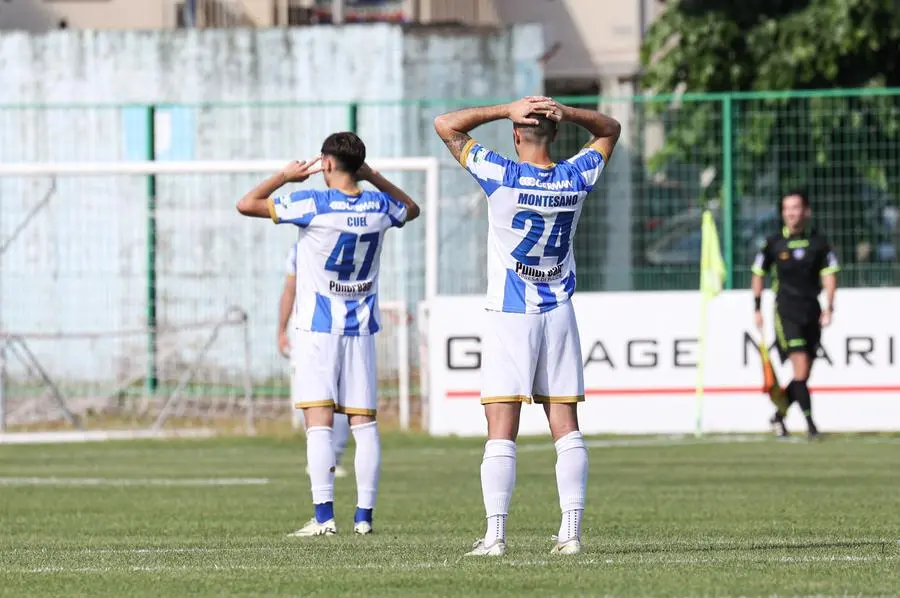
(722, 96, 735, 289)
(348, 102, 358, 133)
(0, 340, 7, 433)
(397, 303, 410, 431)
(424, 159, 439, 301)
(416, 302, 429, 431)
(240, 309, 255, 435)
(146, 106, 159, 394)
(333, 0, 345, 24)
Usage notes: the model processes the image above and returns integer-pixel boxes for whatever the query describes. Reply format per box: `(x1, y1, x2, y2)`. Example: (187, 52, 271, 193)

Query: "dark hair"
(321, 132, 366, 173)
(781, 190, 810, 209)
(513, 114, 558, 144)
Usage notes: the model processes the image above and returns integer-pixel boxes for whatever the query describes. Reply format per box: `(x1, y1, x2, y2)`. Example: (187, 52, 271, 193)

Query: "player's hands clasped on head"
(507, 97, 558, 125)
(281, 157, 323, 183)
(525, 96, 564, 122)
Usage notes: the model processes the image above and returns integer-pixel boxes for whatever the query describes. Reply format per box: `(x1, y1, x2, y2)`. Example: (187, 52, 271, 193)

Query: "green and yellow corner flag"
(700, 210, 725, 299)
(695, 210, 725, 436)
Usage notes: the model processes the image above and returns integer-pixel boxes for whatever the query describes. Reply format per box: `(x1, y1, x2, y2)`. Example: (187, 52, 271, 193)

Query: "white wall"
(493, 0, 665, 80)
(0, 25, 543, 390)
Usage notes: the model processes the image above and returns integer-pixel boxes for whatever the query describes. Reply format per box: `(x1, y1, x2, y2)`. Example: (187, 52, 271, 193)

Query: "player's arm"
(433, 98, 555, 164)
(433, 104, 507, 164)
(819, 244, 840, 324)
(557, 103, 622, 163)
(751, 240, 774, 328)
(236, 159, 322, 219)
(277, 273, 296, 357)
(357, 163, 420, 224)
(751, 272, 766, 315)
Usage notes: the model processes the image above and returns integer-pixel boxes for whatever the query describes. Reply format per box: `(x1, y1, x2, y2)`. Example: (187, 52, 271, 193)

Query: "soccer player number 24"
(510, 210, 574, 265)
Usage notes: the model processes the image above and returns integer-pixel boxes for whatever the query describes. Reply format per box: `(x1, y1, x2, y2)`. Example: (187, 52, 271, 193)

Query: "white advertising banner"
(427, 289, 900, 436)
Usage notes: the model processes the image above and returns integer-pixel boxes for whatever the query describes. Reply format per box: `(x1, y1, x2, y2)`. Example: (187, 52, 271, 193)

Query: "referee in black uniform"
(751, 191, 839, 439)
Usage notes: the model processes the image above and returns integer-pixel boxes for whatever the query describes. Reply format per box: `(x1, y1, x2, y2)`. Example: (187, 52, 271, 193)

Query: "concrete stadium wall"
(0, 25, 543, 388)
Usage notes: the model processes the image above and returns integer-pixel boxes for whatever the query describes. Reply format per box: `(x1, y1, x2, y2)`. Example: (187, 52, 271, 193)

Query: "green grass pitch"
(1, 433, 898, 597)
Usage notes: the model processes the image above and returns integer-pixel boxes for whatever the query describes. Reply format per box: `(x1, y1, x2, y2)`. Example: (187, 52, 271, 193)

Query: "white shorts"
(480, 300, 584, 405)
(291, 329, 377, 416)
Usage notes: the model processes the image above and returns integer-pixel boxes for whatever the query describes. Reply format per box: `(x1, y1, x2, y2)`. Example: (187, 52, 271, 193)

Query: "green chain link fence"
(1, 89, 897, 300)
(1, 89, 897, 430)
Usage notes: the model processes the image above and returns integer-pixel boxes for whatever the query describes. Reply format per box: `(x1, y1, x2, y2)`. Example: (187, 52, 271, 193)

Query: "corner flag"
(700, 211, 725, 298)
(695, 210, 725, 436)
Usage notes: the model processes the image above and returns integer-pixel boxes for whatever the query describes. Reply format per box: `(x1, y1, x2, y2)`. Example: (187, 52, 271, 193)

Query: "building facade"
(0, 0, 663, 82)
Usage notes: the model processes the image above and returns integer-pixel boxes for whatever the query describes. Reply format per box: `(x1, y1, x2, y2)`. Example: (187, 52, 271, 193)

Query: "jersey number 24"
(511, 210, 574, 265)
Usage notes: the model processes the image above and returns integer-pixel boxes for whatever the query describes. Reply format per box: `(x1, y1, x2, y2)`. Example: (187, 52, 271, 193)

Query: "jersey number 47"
(325, 232, 380, 281)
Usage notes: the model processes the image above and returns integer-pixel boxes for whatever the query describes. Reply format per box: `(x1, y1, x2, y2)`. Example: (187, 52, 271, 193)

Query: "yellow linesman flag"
(759, 333, 789, 414)
(700, 210, 725, 298)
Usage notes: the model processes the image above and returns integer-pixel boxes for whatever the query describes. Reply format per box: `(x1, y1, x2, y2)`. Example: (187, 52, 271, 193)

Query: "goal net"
(0, 158, 437, 441)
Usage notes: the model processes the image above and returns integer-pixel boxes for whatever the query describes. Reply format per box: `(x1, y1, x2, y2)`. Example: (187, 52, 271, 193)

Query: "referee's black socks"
(787, 380, 815, 428)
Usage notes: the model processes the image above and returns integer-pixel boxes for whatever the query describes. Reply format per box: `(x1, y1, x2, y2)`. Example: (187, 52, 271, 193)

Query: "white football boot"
(465, 538, 507, 556)
(549, 538, 582, 555)
(353, 521, 373, 535)
(287, 518, 337, 537)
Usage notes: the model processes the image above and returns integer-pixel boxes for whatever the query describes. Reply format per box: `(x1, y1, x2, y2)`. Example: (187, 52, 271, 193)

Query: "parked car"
(643, 202, 898, 267)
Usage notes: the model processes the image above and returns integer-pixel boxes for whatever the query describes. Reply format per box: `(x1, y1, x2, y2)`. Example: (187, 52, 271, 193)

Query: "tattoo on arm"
(441, 131, 472, 163)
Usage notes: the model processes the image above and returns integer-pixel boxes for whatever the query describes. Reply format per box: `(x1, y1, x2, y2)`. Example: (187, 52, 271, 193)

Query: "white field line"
(0, 429, 216, 445)
(558, 434, 779, 452)
(7, 554, 897, 575)
(417, 434, 780, 456)
(0, 477, 269, 487)
(417, 434, 900, 457)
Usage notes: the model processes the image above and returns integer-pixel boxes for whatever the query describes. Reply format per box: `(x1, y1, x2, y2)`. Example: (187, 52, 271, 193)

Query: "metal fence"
(556, 89, 900, 292)
(6, 89, 896, 295)
(1, 89, 899, 430)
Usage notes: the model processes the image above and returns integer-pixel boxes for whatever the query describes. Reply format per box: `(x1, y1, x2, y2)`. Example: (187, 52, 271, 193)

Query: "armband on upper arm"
(441, 132, 474, 166)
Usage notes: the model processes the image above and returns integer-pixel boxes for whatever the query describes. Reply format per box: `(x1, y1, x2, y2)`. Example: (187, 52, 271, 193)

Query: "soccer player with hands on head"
(237, 132, 420, 537)
(435, 96, 620, 556)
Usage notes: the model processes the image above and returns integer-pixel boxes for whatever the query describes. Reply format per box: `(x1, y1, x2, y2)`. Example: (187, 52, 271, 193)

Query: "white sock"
(559, 509, 583, 543)
(305, 426, 335, 505)
(481, 439, 516, 545)
(332, 414, 350, 466)
(351, 421, 380, 510)
(555, 430, 587, 542)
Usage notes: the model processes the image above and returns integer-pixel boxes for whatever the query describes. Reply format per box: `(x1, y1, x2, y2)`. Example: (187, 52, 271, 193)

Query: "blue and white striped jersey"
(460, 139, 607, 313)
(270, 189, 407, 335)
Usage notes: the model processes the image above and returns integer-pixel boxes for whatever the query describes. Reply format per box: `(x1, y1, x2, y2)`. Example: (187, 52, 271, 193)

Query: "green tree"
(640, 0, 900, 271)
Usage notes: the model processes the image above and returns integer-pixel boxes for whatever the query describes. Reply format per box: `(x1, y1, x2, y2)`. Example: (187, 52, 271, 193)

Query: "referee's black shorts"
(774, 308, 821, 363)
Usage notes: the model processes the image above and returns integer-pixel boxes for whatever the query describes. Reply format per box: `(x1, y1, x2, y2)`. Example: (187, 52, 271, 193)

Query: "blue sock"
(354, 507, 373, 524)
(314, 502, 334, 524)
